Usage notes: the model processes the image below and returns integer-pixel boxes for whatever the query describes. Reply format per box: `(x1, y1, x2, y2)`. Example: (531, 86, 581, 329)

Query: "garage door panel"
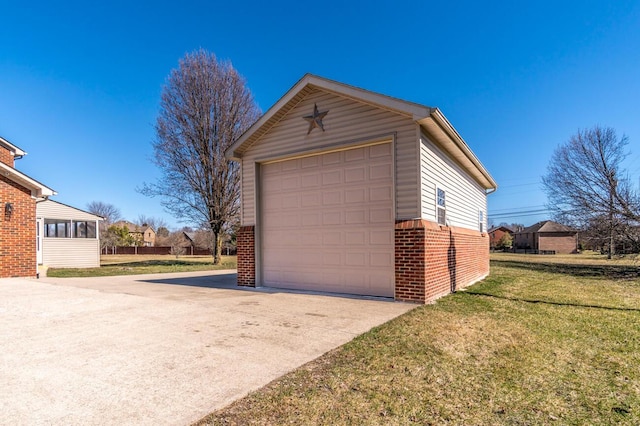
(369, 143, 392, 158)
(370, 163, 392, 180)
(370, 186, 392, 201)
(370, 230, 393, 245)
(345, 210, 366, 224)
(261, 144, 394, 297)
(345, 231, 365, 245)
(345, 148, 366, 162)
(345, 167, 366, 183)
(345, 188, 366, 203)
(370, 208, 393, 223)
(322, 170, 341, 185)
(322, 190, 342, 205)
(322, 211, 342, 225)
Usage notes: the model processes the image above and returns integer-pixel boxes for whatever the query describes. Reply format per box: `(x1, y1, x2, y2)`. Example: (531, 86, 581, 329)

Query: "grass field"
(46, 254, 237, 277)
(196, 252, 640, 425)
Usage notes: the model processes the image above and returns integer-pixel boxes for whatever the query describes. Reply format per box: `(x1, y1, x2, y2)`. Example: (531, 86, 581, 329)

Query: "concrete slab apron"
(0, 271, 414, 426)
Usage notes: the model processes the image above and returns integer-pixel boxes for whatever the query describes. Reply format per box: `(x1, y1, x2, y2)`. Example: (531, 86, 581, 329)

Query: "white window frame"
(479, 210, 484, 232)
(436, 187, 446, 226)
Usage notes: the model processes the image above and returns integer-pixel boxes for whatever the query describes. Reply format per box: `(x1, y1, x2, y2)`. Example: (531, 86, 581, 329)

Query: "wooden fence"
(101, 246, 237, 256)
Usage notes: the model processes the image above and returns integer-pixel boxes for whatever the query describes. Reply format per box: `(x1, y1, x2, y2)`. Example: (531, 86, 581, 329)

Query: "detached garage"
(226, 74, 497, 303)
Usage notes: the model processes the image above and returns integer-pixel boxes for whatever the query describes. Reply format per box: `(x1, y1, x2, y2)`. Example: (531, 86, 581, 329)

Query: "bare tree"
(542, 126, 638, 258)
(167, 231, 187, 258)
(135, 214, 168, 231)
(140, 49, 260, 264)
(86, 201, 122, 226)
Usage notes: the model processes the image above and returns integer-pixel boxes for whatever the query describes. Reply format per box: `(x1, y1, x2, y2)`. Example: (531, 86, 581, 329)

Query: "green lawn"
(196, 252, 640, 425)
(46, 255, 237, 277)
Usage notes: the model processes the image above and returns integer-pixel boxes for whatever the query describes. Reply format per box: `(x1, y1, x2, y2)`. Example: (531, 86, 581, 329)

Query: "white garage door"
(260, 143, 395, 297)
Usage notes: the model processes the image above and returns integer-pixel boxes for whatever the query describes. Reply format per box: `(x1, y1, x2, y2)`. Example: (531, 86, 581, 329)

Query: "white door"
(36, 218, 43, 264)
(260, 143, 395, 297)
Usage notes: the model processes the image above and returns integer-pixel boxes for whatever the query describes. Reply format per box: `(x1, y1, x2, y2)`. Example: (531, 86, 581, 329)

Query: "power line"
(489, 208, 550, 219)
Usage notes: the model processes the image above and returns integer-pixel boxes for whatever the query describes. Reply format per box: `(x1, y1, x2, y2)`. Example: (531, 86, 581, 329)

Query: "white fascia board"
(418, 109, 497, 190)
(0, 162, 56, 197)
(0, 136, 27, 157)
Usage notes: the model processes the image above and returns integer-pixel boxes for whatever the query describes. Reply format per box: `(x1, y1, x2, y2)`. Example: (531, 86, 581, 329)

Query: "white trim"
(227, 74, 431, 159)
(0, 162, 56, 197)
(0, 136, 27, 157)
(436, 185, 447, 226)
(226, 74, 496, 192)
(257, 134, 395, 165)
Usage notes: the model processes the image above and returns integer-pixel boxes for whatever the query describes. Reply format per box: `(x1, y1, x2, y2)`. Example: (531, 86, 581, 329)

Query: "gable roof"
(0, 161, 56, 197)
(488, 225, 514, 234)
(226, 74, 497, 190)
(36, 199, 103, 221)
(518, 220, 576, 234)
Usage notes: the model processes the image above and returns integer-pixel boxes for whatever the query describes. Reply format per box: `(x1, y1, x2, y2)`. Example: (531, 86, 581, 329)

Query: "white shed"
(36, 199, 102, 269)
(226, 74, 497, 303)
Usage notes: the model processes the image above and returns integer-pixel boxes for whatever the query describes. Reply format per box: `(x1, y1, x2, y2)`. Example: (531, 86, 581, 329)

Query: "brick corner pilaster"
(237, 225, 256, 287)
(395, 219, 427, 303)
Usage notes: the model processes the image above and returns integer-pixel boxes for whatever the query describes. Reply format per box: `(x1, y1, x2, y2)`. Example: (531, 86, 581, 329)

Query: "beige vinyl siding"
(41, 238, 100, 268)
(37, 200, 102, 221)
(240, 89, 419, 225)
(420, 133, 487, 230)
(36, 200, 102, 268)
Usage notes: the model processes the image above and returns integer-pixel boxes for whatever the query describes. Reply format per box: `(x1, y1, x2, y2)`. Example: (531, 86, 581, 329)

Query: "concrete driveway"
(0, 271, 414, 425)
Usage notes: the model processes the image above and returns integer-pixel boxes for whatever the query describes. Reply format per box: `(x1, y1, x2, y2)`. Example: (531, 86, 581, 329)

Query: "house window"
(45, 219, 71, 238)
(437, 187, 446, 225)
(479, 211, 484, 232)
(73, 221, 97, 238)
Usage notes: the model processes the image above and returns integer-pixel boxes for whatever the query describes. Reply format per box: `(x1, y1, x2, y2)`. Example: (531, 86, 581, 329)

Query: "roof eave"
(418, 109, 497, 191)
(0, 162, 56, 197)
(225, 73, 432, 160)
(0, 136, 27, 157)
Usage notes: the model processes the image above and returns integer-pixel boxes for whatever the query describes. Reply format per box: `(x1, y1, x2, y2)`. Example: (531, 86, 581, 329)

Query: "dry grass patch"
(196, 253, 640, 425)
(47, 255, 236, 277)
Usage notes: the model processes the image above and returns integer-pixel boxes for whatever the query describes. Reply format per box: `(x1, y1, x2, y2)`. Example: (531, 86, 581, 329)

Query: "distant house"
(0, 136, 56, 278)
(183, 231, 196, 247)
(112, 221, 156, 246)
(514, 220, 578, 254)
(36, 199, 102, 269)
(488, 225, 514, 249)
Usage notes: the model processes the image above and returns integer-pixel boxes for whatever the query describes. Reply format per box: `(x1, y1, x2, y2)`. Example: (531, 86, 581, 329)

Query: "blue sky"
(1, 1, 639, 229)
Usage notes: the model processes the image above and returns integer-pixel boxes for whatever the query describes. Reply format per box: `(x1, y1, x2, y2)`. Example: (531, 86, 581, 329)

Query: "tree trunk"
(212, 230, 221, 265)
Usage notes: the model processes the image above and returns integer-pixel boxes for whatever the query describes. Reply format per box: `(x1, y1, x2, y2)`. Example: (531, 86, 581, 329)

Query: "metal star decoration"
(302, 103, 328, 134)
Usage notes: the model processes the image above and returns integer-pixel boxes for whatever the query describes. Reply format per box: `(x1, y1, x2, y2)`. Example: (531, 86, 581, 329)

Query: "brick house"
(514, 220, 578, 254)
(112, 221, 156, 246)
(0, 137, 56, 278)
(226, 74, 497, 303)
(488, 225, 514, 249)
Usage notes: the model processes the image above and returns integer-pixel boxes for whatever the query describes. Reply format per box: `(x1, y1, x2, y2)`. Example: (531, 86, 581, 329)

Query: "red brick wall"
(237, 225, 255, 287)
(395, 220, 427, 302)
(0, 176, 37, 278)
(0, 148, 14, 167)
(539, 233, 578, 254)
(396, 219, 489, 303)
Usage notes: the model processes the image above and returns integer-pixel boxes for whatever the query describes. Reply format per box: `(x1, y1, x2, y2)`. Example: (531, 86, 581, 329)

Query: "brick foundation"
(236, 225, 255, 287)
(395, 219, 489, 303)
(0, 175, 37, 278)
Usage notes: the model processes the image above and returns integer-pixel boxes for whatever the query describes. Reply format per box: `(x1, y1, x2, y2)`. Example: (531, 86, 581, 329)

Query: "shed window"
(437, 188, 446, 225)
